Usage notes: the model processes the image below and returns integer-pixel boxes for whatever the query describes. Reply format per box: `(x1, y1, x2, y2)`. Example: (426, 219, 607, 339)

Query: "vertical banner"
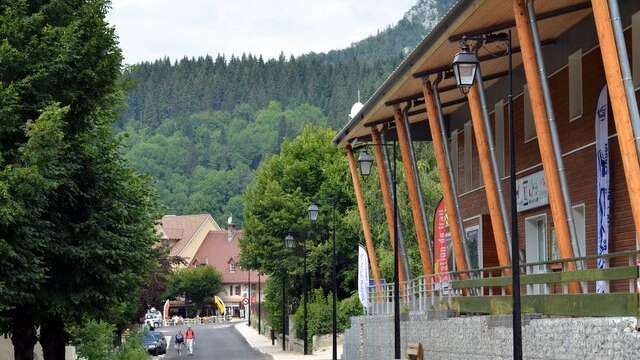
(433, 199, 449, 290)
(163, 299, 170, 321)
(358, 245, 370, 309)
(596, 86, 610, 294)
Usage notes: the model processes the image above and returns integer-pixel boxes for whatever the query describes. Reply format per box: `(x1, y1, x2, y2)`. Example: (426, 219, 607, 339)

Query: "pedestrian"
(185, 326, 195, 355)
(175, 329, 185, 355)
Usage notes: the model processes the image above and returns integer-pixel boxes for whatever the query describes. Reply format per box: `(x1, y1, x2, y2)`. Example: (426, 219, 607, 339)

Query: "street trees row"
(239, 125, 442, 338)
(0, 1, 160, 359)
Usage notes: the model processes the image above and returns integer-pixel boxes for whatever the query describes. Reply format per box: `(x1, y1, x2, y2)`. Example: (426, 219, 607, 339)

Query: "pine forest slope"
(118, 0, 456, 224)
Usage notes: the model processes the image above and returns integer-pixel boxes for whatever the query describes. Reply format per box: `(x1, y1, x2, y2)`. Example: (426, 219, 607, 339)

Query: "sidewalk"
(235, 322, 342, 360)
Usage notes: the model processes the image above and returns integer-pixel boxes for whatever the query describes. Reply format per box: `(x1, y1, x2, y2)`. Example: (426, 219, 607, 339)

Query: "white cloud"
(107, 0, 415, 64)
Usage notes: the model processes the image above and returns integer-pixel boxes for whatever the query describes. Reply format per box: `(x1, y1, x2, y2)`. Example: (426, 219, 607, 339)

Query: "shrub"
(338, 292, 363, 331)
(69, 319, 148, 360)
(68, 319, 115, 360)
(293, 290, 364, 348)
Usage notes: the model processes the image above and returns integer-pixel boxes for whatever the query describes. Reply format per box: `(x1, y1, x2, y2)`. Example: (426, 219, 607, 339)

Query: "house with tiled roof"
(190, 222, 266, 318)
(159, 213, 221, 264)
(158, 214, 265, 318)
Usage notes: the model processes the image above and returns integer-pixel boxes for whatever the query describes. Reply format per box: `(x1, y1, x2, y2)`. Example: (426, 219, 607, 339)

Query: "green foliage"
(164, 265, 223, 312)
(111, 331, 148, 360)
(69, 320, 147, 360)
(293, 290, 363, 347)
(263, 277, 284, 333)
(0, 1, 161, 356)
(337, 292, 364, 330)
(118, 101, 327, 225)
(293, 289, 332, 346)
(68, 320, 115, 360)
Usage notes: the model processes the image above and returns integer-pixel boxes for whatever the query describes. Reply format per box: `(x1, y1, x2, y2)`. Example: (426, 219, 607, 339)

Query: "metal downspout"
(402, 104, 435, 269)
(608, 0, 640, 168)
(475, 71, 513, 257)
(431, 76, 474, 272)
(381, 130, 413, 280)
(527, 0, 584, 273)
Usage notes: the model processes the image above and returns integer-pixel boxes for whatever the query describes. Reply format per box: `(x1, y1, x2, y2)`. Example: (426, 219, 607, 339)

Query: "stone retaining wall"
(342, 314, 640, 359)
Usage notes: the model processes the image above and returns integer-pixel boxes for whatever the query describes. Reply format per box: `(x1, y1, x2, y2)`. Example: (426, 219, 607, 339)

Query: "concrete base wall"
(342, 314, 640, 359)
(1, 336, 76, 360)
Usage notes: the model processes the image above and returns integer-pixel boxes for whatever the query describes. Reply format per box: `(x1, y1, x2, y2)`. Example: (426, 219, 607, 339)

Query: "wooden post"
(421, 80, 470, 280)
(393, 107, 434, 276)
(346, 146, 384, 295)
(466, 81, 513, 278)
(371, 128, 409, 285)
(513, 0, 580, 293)
(591, 0, 640, 277)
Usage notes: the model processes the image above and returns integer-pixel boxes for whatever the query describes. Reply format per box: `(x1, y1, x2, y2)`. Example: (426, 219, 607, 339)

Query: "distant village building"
(158, 214, 265, 318)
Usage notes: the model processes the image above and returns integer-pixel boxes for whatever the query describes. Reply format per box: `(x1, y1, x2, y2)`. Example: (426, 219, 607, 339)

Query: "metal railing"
(366, 250, 640, 317)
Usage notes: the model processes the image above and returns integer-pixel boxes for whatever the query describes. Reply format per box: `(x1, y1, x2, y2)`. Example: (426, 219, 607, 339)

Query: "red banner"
(433, 199, 449, 287)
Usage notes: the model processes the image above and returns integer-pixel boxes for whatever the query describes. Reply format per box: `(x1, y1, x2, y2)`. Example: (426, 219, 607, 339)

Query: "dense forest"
(118, 0, 456, 224)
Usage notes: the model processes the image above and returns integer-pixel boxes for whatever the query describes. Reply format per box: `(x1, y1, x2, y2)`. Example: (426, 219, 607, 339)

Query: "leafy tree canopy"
(164, 265, 223, 312)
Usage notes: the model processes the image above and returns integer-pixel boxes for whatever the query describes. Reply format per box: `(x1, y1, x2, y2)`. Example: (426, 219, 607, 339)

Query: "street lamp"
(453, 31, 521, 359)
(357, 149, 374, 177)
(282, 231, 294, 351)
(284, 229, 310, 356)
(308, 199, 319, 223)
(308, 199, 338, 360)
(357, 137, 401, 360)
(452, 41, 480, 95)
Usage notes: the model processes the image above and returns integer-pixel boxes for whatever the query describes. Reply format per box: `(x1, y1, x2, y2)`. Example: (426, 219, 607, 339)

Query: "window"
(569, 49, 583, 120)
(494, 100, 505, 177)
(549, 204, 586, 261)
(229, 285, 233, 295)
(235, 285, 241, 296)
(523, 84, 536, 142)
(464, 121, 472, 191)
(633, 10, 640, 88)
(229, 262, 237, 273)
(466, 226, 482, 270)
(450, 130, 459, 190)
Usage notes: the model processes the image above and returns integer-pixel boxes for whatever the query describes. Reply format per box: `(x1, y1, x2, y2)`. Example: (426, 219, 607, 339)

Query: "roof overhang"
(333, 0, 593, 148)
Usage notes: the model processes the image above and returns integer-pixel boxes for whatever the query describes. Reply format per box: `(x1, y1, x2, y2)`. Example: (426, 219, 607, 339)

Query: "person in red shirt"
(185, 327, 195, 355)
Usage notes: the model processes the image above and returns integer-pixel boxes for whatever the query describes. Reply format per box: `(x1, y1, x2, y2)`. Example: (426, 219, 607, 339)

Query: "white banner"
(358, 245, 370, 310)
(596, 86, 610, 294)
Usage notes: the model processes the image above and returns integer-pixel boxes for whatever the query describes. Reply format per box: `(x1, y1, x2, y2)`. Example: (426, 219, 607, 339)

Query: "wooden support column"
(467, 82, 513, 277)
(393, 108, 433, 276)
(346, 146, 383, 295)
(371, 128, 408, 284)
(513, 0, 580, 293)
(591, 0, 640, 261)
(421, 80, 470, 280)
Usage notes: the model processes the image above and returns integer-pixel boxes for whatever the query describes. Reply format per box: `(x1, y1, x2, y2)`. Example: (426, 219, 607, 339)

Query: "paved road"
(153, 323, 270, 360)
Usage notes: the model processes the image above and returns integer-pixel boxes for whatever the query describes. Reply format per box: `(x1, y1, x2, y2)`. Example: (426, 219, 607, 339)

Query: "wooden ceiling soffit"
(448, 2, 592, 42)
(411, 38, 555, 79)
(386, 70, 509, 107)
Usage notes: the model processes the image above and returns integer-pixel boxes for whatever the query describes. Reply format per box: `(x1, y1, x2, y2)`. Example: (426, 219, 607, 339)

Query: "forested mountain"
(118, 0, 456, 224)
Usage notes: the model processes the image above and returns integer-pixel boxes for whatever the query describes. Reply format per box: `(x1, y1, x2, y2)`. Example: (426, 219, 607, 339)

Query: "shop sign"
(516, 170, 548, 212)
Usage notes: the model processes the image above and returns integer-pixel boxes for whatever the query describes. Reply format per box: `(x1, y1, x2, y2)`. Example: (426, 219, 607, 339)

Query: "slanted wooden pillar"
(513, 0, 580, 293)
(393, 107, 433, 276)
(421, 80, 470, 280)
(346, 145, 383, 295)
(591, 0, 640, 266)
(466, 77, 513, 278)
(371, 128, 409, 284)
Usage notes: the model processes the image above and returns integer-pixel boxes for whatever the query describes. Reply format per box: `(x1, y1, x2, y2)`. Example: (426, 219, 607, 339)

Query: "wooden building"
(335, 0, 640, 314)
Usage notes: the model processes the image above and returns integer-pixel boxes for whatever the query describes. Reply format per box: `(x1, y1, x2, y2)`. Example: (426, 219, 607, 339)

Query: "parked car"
(144, 331, 167, 356)
(144, 307, 163, 329)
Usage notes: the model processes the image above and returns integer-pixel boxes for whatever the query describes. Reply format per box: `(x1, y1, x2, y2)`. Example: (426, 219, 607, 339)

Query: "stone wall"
(342, 314, 640, 359)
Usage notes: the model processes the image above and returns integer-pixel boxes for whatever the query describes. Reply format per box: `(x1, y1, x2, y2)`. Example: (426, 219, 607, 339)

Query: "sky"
(107, 0, 415, 64)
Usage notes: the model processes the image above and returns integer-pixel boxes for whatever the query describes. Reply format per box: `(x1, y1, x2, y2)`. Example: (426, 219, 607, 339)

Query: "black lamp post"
(258, 271, 262, 335)
(453, 32, 521, 360)
(283, 231, 295, 351)
(308, 198, 338, 360)
(358, 143, 401, 360)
